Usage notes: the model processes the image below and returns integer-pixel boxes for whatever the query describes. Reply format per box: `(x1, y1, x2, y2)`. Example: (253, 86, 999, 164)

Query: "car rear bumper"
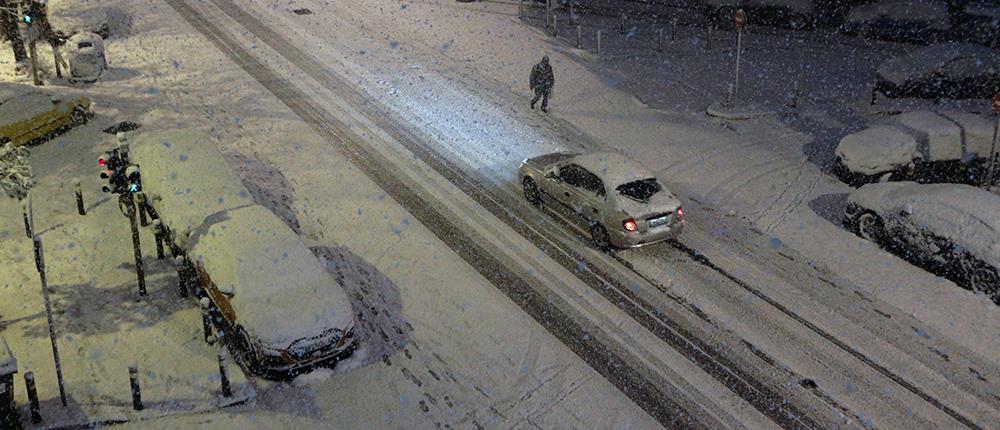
(613, 221, 683, 248)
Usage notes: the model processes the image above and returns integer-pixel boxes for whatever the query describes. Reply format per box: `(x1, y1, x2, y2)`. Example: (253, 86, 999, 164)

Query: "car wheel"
(523, 177, 542, 207)
(590, 223, 613, 252)
(70, 105, 90, 126)
(855, 212, 884, 243)
(964, 259, 1000, 301)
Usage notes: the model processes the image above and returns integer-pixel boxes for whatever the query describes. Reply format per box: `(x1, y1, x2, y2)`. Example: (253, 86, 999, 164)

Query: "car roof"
(570, 151, 655, 187)
(878, 42, 1000, 84)
(885, 183, 1000, 232)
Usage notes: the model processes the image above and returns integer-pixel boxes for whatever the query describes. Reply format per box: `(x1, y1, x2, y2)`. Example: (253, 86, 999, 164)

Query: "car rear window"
(616, 178, 661, 203)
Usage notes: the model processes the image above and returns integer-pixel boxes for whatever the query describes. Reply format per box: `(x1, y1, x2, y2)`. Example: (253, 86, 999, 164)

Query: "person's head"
(541, 55, 549, 65)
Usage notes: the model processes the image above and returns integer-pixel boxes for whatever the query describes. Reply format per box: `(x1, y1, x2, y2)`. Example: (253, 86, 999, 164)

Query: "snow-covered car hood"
(613, 186, 681, 218)
(836, 124, 919, 175)
(877, 43, 1000, 85)
(849, 182, 1000, 267)
(847, 0, 950, 28)
(49, 0, 110, 38)
(190, 204, 355, 348)
(702, 0, 814, 14)
(0, 84, 60, 127)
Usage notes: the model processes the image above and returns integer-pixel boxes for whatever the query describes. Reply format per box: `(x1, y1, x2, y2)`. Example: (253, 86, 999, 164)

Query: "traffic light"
(124, 165, 142, 193)
(98, 149, 128, 194)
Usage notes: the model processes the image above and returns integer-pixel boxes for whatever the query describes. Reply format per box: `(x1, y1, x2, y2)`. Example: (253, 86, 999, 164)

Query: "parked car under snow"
(843, 0, 951, 42)
(131, 129, 357, 378)
(0, 82, 92, 146)
(872, 43, 1000, 103)
(833, 110, 995, 185)
(844, 182, 1000, 303)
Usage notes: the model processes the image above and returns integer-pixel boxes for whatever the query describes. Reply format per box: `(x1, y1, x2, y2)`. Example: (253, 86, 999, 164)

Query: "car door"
(562, 165, 607, 228)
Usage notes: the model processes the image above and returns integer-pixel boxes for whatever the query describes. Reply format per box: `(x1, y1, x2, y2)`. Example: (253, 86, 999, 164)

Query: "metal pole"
(200, 297, 214, 343)
(620, 13, 626, 35)
(984, 114, 999, 188)
(518, 0, 523, 20)
(74, 179, 85, 215)
(24, 372, 41, 423)
(153, 219, 164, 260)
(657, 28, 663, 52)
(576, 25, 582, 48)
(33, 236, 67, 407)
(552, 15, 558, 37)
(27, 25, 41, 86)
(569, 1, 574, 25)
(671, 17, 679, 41)
(22, 199, 32, 238)
(128, 365, 142, 411)
(52, 45, 62, 79)
(734, 27, 742, 107)
(706, 25, 713, 51)
(124, 194, 146, 296)
(136, 192, 149, 227)
(596, 30, 602, 55)
(546, 0, 552, 30)
(218, 353, 232, 398)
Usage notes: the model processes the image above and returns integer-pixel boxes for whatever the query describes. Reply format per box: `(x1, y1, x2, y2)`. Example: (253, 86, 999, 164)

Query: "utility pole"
(983, 94, 1000, 188)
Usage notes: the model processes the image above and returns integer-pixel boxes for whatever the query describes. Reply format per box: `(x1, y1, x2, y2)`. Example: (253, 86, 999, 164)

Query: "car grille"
(646, 213, 673, 228)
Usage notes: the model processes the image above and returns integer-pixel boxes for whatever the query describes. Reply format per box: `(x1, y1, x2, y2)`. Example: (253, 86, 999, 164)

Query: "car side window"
(559, 164, 585, 187)
(580, 170, 605, 196)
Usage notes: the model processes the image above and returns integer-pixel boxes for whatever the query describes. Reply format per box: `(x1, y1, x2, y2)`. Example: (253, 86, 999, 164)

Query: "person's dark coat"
(530, 61, 554, 91)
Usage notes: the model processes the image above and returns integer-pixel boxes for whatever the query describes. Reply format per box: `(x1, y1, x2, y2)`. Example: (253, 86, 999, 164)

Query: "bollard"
(620, 13, 626, 35)
(22, 200, 31, 238)
(25, 372, 41, 424)
(128, 365, 143, 411)
(657, 28, 663, 52)
(74, 179, 85, 215)
(552, 15, 558, 37)
(791, 80, 800, 108)
(518, 0, 523, 20)
(576, 25, 582, 48)
(596, 30, 602, 55)
(218, 353, 232, 398)
(153, 219, 165, 260)
(200, 297, 214, 343)
(728, 83, 736, 107)
(173, 256, 188, 297)
(671, 17, 679, 41)
(136, 192, 149, 227)
(706, 25, 713, 50)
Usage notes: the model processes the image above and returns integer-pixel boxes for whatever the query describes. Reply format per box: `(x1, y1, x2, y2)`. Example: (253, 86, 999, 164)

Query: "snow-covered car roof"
(849, 182, 1000, 266)
(847, 0, 950, 28)
(0, 335, 15, 375)
(571, 151, 656, 188)
(189, 204, 355, 348)
(130, 129, 256, 246)
(836, 111, 995, 175)
(701, 0, 814, 14)
(48, 0, 110, 38)
(0, 83, 64, 127)
(877, 43, 1000, 85)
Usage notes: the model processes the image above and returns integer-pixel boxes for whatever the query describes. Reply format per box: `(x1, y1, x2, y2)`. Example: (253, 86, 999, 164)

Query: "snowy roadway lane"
(151, 0, 1000, 428)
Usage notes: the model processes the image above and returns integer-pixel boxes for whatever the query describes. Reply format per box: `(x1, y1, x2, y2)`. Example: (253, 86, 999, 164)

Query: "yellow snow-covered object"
(0, 82, 91, 146)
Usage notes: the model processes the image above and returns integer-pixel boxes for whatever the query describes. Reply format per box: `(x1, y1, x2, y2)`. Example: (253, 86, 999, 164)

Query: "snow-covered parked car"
(131, 129, 357, 377)
(49, 0, 110, 39)
(519, 151, 684, 250)
(702, 0, 815, 29)
(0, 82, 92, 146)
(872, 43, 1000, 103)
(843, 0, 950, 42)
(67, 32, 106, 84)
(844, 182, 1000, 302)
(834, 110, 995, 185)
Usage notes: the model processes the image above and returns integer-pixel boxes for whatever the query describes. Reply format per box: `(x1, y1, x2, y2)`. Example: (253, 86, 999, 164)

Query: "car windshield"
(616, 178, 661, 203)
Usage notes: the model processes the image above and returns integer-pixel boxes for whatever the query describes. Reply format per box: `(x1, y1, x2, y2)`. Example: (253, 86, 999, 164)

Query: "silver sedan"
(519, 151, 684, 250)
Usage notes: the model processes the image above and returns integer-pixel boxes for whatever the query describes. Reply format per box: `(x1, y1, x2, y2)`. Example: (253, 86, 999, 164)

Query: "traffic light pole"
(26, 21, 41, 86)
(123, 194, 147, 296)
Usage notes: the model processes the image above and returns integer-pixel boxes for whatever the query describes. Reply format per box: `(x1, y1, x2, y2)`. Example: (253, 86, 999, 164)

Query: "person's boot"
(541, 105, 548, 113)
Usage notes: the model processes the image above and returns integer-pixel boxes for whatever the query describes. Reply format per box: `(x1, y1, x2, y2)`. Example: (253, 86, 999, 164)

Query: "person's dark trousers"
(1, 2, 28, 63)
(531, 87, 550, 111)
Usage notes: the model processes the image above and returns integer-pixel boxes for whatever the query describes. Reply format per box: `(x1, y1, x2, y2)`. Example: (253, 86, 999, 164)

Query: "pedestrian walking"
(25, 0, 68, 75)
(0, 0, 29, 74)
(529, 55, 554, 113)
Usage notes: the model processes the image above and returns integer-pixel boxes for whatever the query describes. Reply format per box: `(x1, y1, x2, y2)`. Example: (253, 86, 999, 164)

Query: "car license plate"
(648, 215, 670, 228)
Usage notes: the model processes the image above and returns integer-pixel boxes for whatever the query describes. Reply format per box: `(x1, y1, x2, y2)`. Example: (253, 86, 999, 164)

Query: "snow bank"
(131, 129, 256, 248)
(850, 182, 1000, 267)
(836, 124, 918, 175)
(877, 43, 1000, 85)
(189, 204, 354, 348)
(0, 335, 15, 376)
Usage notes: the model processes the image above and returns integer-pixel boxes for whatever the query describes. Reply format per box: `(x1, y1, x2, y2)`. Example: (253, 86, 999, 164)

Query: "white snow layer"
(837, 124, 918, 174)
(877, 42, 1000, 85)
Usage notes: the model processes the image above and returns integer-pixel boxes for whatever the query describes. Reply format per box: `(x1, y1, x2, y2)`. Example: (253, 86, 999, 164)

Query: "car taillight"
(677, 207, 684, 219)
(623, 218, 637, 232)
